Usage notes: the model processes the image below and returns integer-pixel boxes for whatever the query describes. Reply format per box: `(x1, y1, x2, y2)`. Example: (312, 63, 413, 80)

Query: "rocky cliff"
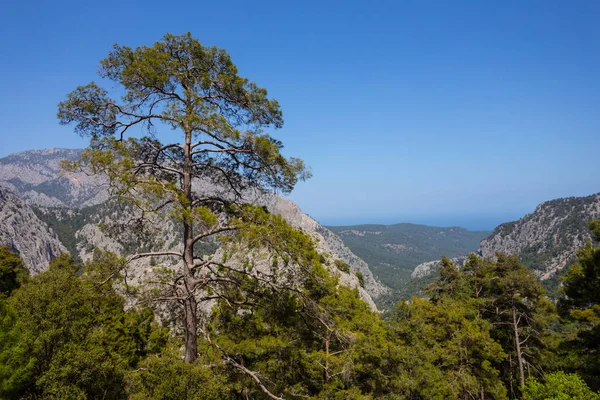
(0, 149, 386, 304)
(0, 148, 107, 208)
(411, 193, 600, 282)
(479, 193, 600, 279)
(0, 187, 66, 273)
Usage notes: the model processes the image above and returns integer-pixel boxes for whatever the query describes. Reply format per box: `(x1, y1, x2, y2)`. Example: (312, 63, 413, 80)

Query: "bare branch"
(192, 226, 237, 245)
(199, 328, 283, 400)
(127, 251, 183, 263)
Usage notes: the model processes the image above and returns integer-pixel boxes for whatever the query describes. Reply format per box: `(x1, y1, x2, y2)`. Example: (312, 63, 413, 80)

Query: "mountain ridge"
(409, 192, 600, 293)
(479, 192, 600, 279)
(0, 148, 386, 306)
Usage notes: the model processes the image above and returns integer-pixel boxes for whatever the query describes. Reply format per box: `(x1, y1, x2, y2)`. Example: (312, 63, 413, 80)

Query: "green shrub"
(355, 271, 365, 288)
(334, 259, 351, 273)
(523, 371, 600, 400)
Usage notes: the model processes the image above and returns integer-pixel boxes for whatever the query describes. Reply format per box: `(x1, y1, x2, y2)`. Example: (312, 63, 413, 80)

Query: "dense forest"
(1, 221, 599, 399)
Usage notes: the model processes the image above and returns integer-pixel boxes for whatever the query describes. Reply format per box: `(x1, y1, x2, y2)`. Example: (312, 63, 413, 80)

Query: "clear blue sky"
(1, 0, 599, 230)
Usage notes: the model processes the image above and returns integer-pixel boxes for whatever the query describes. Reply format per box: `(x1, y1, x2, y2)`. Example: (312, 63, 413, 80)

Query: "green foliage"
(388, 296, 508, 399)
(427, 254, 558, 398)
(225, 204, 319, 266)
(126, 345, 229, 400)
(0, 255, 168, 399)
(0, 244, 596, 398)
(558, 220, 600, 390)
(0, 246, 28, 296)
(562, 243, 600, 311)
(209, 262, 395, 398)
(334, 259, 351, 273)
(355, 271, 365, 288)
(523, 371, 600, 400)
(589, 220, 600, 241)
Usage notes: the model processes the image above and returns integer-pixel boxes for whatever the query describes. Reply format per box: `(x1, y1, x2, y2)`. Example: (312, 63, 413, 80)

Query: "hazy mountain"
(0, 149, 386, 306)
(0, 148, 107, 208)
(326, 223, 490, 296)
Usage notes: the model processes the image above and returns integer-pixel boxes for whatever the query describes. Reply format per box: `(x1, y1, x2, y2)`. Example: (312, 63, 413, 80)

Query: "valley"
(327, 223, 490, 299)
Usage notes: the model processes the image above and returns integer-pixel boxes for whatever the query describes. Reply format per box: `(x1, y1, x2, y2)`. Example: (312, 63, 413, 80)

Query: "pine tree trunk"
(324, 336, 330, 383)
(183, 129, 198, 363)
(183, 288, 198, 363)
(512, 305, 525, 388)
(508, 353, 514, 398)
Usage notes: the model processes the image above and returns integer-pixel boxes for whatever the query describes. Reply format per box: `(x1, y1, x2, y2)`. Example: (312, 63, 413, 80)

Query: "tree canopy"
(58, 32, 310, 365)
(0, 246, 28, 297)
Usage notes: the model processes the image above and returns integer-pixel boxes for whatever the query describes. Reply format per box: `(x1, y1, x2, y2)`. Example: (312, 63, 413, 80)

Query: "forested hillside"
(327, 223, 489, 299)
(2, 231, 600, 398)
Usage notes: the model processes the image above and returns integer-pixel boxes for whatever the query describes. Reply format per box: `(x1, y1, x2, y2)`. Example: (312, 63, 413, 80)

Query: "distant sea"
(318, 212, 529, 231)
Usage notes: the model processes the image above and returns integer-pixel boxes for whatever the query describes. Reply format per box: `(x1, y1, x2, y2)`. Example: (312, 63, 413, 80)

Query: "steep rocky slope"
(0, 187, 66, 273)
(253, 194, 386, 298)
(0, 149, 386, 304)
(411, 193, 600, 283)
(479, 193, 600, 279)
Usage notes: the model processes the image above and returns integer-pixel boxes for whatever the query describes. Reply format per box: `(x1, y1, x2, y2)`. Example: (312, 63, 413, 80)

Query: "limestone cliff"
(0, 187, 66, 273)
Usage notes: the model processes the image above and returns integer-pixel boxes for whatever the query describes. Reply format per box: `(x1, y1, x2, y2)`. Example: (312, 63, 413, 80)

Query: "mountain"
(0, 186, 66, 273)
(410, 193, 600, 296)
(0, 148, 107, 208)
(479, 193, 600, 280)
(326, 223, 490, 297)
(0, 149, 386, 306)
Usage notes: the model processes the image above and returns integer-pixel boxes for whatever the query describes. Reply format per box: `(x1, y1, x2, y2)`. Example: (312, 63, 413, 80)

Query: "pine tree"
(58, 32, 309, 364)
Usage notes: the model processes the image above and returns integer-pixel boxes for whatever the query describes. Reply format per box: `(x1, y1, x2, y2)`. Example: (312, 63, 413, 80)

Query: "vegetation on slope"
(482, 194, 600, 278)
(1, 227, 598, 399)
(327, 223, 489, 299)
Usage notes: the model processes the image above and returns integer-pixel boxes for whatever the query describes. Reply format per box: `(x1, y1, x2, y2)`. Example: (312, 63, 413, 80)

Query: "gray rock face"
(251, 193, 388, 302)
(479, 193, 600, 279)
(411, 256, 468, 279)
(411, 260, 441, 279)
(0, 149, 386, 305)
(0, 187, 67, 273)
(411, 193, 600, 282)
(255, 193, 387, 298)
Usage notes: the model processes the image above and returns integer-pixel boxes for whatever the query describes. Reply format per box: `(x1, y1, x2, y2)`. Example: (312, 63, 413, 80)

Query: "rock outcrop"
(0, 148, 107, 208)
(0, 187, 66, 273)
(411, 256, 468, 279)
(412, 193, 600, 281)
(479, 193, 600, 279)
